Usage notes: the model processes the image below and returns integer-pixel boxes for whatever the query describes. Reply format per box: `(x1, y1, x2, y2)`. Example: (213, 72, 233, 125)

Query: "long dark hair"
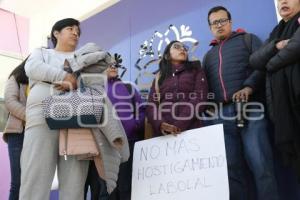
(9, 57, 29, 85)
(158, 40, 197, 86)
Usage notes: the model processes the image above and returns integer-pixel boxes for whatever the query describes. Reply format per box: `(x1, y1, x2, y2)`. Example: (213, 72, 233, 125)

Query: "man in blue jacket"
(202, 6, 279, 200)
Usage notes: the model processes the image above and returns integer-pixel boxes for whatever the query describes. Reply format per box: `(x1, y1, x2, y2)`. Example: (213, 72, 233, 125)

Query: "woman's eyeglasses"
(171, 43, 189, 51)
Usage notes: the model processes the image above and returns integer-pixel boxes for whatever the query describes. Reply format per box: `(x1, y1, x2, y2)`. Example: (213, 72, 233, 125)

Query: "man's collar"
(209, 28, 246, 46)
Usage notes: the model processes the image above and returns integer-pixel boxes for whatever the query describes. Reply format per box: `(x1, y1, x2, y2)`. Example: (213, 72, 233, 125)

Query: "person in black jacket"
(250, 0, 300, 179)
(203, 6, 279, 200)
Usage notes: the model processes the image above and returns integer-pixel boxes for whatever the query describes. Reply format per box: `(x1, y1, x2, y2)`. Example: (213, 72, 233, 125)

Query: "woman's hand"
(276, 39, 289, 50)
(160, 122, 181, 136)
(54, 73, 77, 91)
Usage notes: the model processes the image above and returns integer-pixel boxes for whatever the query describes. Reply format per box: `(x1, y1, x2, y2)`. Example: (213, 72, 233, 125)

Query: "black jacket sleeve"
(243, 34, 266, 91)
(249, 38, 278, 71)
(266, 26, 300, 72)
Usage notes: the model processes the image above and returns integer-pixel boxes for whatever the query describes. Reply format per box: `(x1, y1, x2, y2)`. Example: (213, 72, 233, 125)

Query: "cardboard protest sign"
(132, 124, 229, 200)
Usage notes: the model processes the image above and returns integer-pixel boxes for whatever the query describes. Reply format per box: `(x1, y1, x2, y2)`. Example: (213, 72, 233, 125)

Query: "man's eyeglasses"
(172, 43, 189, 51)
(209, 18, 230, 27)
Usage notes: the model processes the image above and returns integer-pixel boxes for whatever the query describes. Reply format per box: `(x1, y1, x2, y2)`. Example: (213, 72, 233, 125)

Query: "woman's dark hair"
(207, 6, 231, 25)
(9, 57, 29, 85)
(50, 18, 80, 47)
(158, 40, 197, 86)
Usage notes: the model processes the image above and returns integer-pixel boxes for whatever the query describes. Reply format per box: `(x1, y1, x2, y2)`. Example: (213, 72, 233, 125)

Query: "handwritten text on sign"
(131, 124, 229, 200)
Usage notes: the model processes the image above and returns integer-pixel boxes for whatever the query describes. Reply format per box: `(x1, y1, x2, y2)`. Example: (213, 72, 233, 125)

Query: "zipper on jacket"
(64, 130, 68, 160)
(218, 40, 228, 102)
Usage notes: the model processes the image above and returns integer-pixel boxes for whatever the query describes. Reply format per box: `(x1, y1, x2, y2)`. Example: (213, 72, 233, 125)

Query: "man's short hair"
(207, 6, 232, 25)
(50, 18, 80, 47)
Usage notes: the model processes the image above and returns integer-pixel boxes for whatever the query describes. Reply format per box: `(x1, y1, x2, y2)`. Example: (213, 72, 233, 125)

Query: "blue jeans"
(240, 106, 279, 200)
(7, 133, 24, 200)
(205, 104, 279, 200)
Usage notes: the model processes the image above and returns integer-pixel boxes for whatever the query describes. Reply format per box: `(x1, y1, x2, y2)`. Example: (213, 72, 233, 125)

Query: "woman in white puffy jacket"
(20, 18, 129, 200)
(19, 18, 89, 200)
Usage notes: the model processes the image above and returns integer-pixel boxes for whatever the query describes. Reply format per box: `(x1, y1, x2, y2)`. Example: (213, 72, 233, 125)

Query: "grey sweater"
(68, 43, 129, 193)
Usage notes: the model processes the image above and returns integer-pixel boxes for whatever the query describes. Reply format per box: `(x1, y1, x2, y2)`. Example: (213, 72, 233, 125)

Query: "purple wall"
(79, 0, 277, 85)
(0, 8, 29, 54)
